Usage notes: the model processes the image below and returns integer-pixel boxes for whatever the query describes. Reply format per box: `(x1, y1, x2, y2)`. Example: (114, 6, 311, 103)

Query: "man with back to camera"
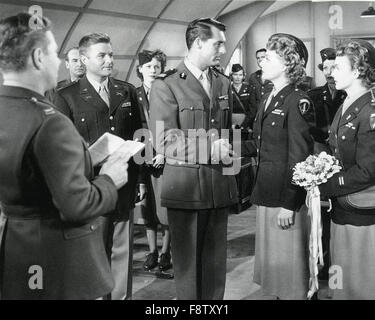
(248, 48, 273, 110)
(149, 17, 239, 300)
(53, 33, 143, 300)
(0, 12, 129, 299)
(45, 46, 85, 101)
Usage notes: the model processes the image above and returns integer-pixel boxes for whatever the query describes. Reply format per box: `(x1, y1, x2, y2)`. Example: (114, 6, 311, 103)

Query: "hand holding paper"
(89, 132, 145, 167)
(99, 149, 130, 189)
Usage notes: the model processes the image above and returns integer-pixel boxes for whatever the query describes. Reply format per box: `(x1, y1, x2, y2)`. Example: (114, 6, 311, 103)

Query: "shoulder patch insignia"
(370, 113, 375, 130)
(43, 107, 55, 115)
(298, 98, 310, 115)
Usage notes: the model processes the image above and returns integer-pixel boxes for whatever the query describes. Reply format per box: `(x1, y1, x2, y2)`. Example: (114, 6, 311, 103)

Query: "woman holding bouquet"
(248, 33, 315, 299)
(318, 39, 375, 299)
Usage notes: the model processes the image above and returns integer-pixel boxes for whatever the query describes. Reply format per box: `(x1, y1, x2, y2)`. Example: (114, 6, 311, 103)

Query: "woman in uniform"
(135, 49, 172, 272)
(319, 39, 375, 299)
(250, 33, 315, 299)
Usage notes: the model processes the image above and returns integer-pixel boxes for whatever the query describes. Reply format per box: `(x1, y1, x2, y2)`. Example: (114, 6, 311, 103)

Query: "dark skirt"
(253, 205, 310, 299)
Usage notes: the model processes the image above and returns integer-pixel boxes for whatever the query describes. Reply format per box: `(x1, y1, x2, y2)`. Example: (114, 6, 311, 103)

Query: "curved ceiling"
(0, 0, 297, 86)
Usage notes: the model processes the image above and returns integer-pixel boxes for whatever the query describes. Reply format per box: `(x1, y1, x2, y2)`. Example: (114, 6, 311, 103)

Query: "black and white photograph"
(0, 0, 375, 309)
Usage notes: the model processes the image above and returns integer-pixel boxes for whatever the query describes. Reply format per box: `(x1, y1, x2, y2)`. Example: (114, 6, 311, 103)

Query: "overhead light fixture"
(361, 2, 375, 18)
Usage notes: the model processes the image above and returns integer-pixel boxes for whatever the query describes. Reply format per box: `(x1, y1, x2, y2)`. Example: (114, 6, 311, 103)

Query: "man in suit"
(307, 48, 346, 280)
(54, 33, 143, 300)
(149, 18, 239, 300)
(45, 47, 85, 101)
(248, 48, 273, 110)
(0, 13, 129, 299)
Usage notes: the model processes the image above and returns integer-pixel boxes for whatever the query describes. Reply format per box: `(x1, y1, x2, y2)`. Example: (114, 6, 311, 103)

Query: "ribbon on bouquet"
(305, 186, 324, 299)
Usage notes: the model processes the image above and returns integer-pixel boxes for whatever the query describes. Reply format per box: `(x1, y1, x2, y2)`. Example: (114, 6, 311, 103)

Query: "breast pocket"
(73, 111, 98, 145)
(179, 104, 206, 129)
(218, 100, 230, 128)
(265, 114, 286, 129)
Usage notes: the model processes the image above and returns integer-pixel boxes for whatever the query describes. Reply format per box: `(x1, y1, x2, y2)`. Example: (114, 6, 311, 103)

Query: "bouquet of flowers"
(292, 151, 341, 299)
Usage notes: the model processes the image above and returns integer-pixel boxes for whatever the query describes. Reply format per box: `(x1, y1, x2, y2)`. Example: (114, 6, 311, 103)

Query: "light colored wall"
(245, 1, 375, 87)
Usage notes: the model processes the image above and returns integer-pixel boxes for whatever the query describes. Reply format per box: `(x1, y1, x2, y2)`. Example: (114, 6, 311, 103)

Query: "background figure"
(319, 39, 375, 300)
(45, 47, 85, 101)
(247, 33, 315, 299)
(307, 47, 346, 281)
(149, 18, 238, 300)
(135, 49, 172, 273)
(230, 63, 255, 211)
(0, 13, 129, 299)
(248, 48, 273, 110)
(53, 33, 143, 300)
(297, 75, 315, 92)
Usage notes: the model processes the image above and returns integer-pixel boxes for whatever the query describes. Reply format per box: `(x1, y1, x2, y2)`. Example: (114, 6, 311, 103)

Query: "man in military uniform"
(308, 48, 347, 151)
(149, 18, 238, 300)
(248, 48, 273, 110)
(53, 33, 143, 300)
(0, 13, 129, 299)
(307, 48, 346, 280)
(45, 47, 85, 101)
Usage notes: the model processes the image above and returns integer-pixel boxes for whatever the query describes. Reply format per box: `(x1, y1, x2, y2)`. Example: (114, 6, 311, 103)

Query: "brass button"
(109, 116, 113, 120)
(342, 136, 346, 140)
(271, 122, 275, 126)
(90, 225, 95, 231)
(81, 118, 85, 122)
(258, 135, 260, 139)
(129, 113, 132, 116)
(30, 97, 37, 103)
(111, 127, 115, 131)
(211, 119, 215, 123)
(190, 107, 194, 110)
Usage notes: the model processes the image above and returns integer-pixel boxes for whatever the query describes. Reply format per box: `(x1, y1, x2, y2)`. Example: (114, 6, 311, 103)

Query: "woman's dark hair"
(266, 34, 306, 84)
(136, 49, 167, 81)
(336, 40, 375, 89)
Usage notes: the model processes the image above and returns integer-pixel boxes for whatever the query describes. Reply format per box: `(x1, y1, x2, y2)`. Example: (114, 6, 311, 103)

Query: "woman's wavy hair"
(266, 34, 306, 84)
(336, 41, 375, 89)
(136, 49, 167, 81)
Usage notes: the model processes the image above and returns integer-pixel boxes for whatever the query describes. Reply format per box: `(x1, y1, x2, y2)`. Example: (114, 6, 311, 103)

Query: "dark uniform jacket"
(149, 62, 239, 210)
(319, 91, 375, 226)
(232, 82, 257, 129)
(308, 83, 346, 144)
(0, 86, 118, 299)
(248, 84, 315, 211)
(53, 75, 143, 219)
(45, 78, 74, 102)
(248, 69, 273, 110)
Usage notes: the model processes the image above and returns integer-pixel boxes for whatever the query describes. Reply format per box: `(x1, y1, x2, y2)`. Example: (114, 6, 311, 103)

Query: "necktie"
(99, 83, 110, 107)
(199, 70, 211, 97)
(264, 89, 275, 111)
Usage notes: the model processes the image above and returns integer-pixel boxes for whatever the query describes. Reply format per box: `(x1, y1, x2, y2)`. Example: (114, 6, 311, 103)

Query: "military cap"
(270, 33, 308, 67)
(231, 64, 244, 73)
(352, 39, 375, 68)
(138, 50, 153, 66)
(318, 48, 336, 71)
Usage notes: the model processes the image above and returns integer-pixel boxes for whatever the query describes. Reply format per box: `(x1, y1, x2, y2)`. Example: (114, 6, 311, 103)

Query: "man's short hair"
(185, 17, 226, 50)
(79, 33, 111, 55)
(64, 46, 79, 62)
(255, 48, 266, 56)
(0, 13, 51, 72)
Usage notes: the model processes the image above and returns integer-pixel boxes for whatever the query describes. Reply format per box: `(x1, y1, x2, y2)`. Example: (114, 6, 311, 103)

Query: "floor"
(131, 206, 331, 300)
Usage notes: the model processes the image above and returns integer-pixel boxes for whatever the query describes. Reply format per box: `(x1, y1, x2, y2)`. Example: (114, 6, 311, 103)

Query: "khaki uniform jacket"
(149, 62, 238, 210)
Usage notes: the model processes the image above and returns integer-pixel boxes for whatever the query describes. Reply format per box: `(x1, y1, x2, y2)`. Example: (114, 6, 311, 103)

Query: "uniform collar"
(86, 73, 109, 94)
(0, 85, 47, 101)
(184, 57, 208, 82)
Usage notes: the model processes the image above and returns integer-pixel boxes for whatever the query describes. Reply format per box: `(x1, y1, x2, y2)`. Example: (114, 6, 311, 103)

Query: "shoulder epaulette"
(370, 87, 375, 107)
(29, 96, 56, 116)
(56, 80, 77, 92)
(156, 68, 177, 80)
(112, 78, 136, 90)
